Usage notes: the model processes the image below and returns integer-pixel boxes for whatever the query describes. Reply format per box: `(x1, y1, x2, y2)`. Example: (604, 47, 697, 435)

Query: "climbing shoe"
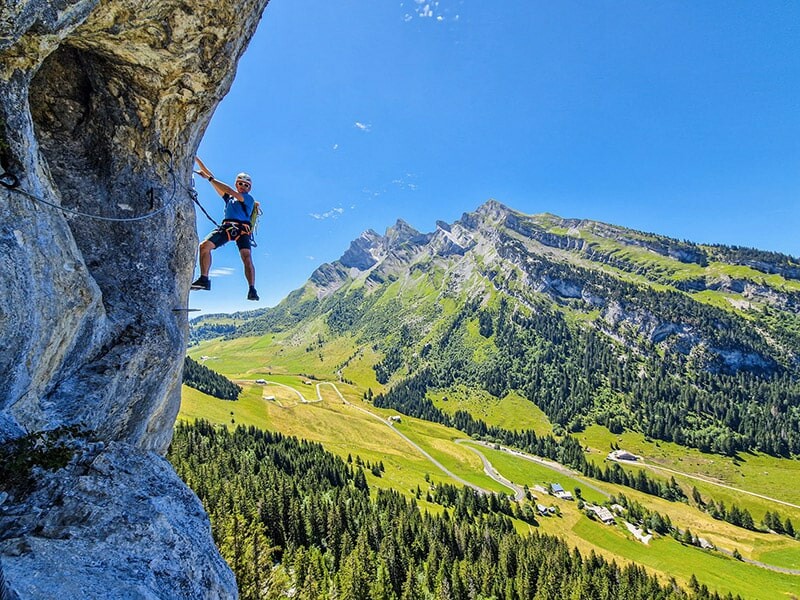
(191, 276, 210, 291)
(247, 286, 259, 301)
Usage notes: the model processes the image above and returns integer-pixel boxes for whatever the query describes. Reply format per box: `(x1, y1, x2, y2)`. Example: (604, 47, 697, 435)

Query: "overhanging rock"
(0, 0, 270, 597)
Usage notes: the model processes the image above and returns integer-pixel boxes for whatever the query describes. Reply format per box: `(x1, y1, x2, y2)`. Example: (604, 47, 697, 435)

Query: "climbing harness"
(0, 147, 180, 223)
(219, 220, 252, 242)
(189, 186, 261, 245)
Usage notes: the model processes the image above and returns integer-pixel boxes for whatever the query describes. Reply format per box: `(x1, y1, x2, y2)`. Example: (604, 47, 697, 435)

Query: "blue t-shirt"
(222, 192, 255, 223)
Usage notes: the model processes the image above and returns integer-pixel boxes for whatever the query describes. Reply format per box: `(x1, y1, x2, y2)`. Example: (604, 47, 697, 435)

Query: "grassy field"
(579, 424, 800, 524)
(571, 519, 800, 600)
(758, 546, 800, 570)
(391, 418, 512, 494)
(429, 387, 554, 436)
(190, 330, 386, 393)
(476, 445, 608, 505)
(182, 379, 535, 499)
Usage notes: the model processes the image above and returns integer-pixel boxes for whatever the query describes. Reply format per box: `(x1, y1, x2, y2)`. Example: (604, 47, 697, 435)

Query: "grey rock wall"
(1, 442, 237, 599)
(1, 0, 269, 597)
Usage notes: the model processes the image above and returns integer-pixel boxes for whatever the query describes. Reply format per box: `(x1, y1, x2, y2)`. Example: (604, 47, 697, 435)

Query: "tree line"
(189, 322, 237, 345)
(183, 356, 241, 400)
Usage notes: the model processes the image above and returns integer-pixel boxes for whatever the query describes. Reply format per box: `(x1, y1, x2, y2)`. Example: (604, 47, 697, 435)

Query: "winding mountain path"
(319, 382, 492, 494)
(455, 440, 525, 500)
(457, 439, 611, 500)
(247, 379, 324, 408)
(316, 383, 594, 501)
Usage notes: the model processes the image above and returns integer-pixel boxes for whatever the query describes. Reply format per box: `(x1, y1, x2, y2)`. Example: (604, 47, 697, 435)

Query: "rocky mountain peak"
(339, 229, 382, 270)
(436, 220, 451, 232)
(455, 198, 514, 233)
(475, 198, 513, 220)
(384, 218, 424, 248)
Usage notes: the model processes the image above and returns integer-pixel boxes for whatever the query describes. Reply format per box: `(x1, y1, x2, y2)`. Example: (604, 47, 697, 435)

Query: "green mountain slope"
(191, 200, 800, 457)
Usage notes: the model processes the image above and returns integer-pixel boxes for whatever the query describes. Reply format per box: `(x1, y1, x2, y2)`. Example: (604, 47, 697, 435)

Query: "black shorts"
(204, 221, 252, 250)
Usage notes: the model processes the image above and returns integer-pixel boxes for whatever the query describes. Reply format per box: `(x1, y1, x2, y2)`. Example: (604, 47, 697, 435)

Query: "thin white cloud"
(354, 121, 372, 132)
(362, 187, 385, 199)
(306, 256, 315, 261)
(364, 173, 418, 199)
(310, 207, 345, 220)
(391, 173, 419, 191)
(209, 267, 235, 278)
(403, 0, 454, 22)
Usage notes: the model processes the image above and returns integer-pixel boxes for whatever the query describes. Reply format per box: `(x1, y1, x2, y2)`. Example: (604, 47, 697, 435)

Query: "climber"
(191, 156, 259, 301)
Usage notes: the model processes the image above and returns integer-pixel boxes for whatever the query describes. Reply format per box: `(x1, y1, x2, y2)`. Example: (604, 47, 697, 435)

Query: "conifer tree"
(370, 560, 396, 600)
(239, 519, 275, 600)
(400, 564, 423, 600)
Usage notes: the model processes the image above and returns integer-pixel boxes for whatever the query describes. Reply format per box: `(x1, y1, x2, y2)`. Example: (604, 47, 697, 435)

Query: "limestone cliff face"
(0, 0, 269, 596)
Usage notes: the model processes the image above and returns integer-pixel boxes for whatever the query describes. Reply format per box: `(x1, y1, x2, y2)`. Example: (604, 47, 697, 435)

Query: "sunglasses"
(236, 181, 251, 188)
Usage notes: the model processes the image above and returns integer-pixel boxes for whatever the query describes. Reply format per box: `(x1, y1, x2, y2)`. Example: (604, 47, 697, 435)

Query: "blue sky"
(191, 0, 799, 314)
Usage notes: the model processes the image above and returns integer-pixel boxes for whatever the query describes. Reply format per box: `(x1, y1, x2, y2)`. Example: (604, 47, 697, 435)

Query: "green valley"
(178, 204, 800, 599)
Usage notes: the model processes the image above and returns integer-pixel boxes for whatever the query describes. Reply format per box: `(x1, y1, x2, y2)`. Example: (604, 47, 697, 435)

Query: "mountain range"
(192, 200, 800, 457)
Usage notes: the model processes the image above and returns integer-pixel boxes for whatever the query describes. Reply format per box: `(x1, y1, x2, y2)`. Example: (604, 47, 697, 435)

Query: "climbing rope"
(1, 151, 226, 317)
(0, 147, 181, 223)
(185, 176, 219, 228)
(1, 148, 224, 231)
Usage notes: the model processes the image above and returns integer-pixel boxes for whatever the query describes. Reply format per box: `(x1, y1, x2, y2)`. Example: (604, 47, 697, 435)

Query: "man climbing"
(191, 156, 259, 301)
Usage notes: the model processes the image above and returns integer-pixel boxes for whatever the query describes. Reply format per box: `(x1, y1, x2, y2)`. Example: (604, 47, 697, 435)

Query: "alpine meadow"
(179, 202, 800, 599)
